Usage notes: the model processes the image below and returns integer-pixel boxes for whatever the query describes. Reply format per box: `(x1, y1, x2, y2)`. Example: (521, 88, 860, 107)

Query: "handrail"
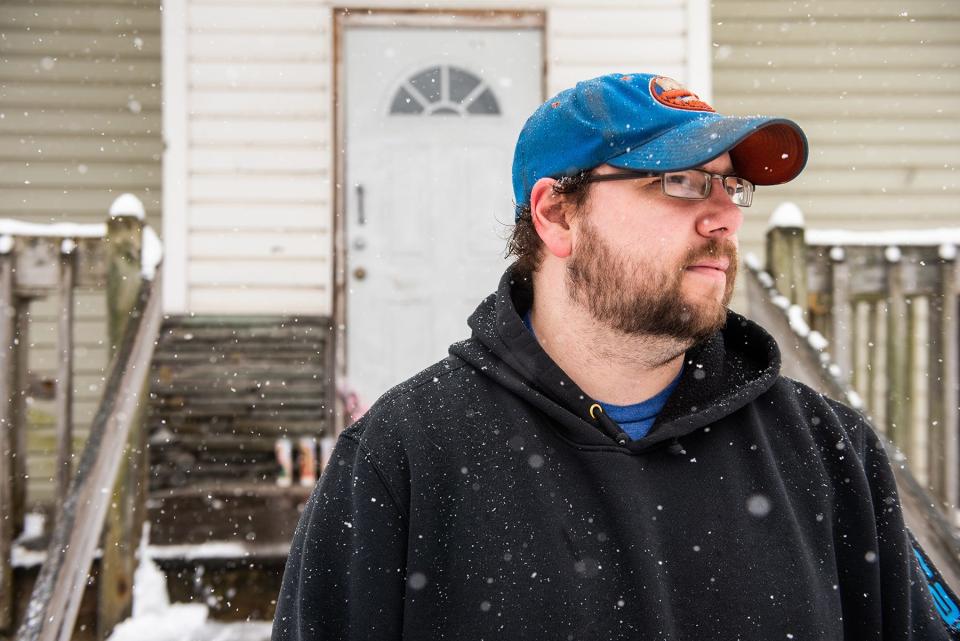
(15, 268, 163, 641)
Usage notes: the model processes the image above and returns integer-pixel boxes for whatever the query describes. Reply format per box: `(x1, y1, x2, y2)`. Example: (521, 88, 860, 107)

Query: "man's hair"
(506, 171, 593, 278)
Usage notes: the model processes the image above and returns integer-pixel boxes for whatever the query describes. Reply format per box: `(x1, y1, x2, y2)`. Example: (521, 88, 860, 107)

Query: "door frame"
(331, 8, 546, 433)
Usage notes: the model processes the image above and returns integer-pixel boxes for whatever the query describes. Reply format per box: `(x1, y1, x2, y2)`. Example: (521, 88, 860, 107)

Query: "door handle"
(356, 184, 366, 226)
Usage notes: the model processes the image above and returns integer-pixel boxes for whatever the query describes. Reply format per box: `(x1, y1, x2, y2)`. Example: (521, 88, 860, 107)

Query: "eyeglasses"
(578, 169, 755, 207)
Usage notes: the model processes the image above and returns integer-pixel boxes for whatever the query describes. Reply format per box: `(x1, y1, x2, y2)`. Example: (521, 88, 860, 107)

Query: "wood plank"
(15, 274, 161, 641)
(0, 30, 161, 58)
(0, 109, 160, 137)
(188, 32, 326, 60)
(189, 174, 329, 203)
(885, 257, 909, 447)
(187, 259, 328, 287)
(0, 81, 161, 110)
(0, 55, 161, 84)
(717, 1, 960, 20)
(719, 94, 960, 119)
(0, 134, 162, 162)
(188, 286, 330, 315)
(188, 231, 329, 260)
(717, 44, 960, 69)
(714, 69, 960, 94)
(54, 246, 76, 516)
(188, 5, 330, 32)
(0, 188, 161, 217)
(188, 117, 328, 145)
(549, 35, 686, 65)
(714, 18, 960, 44)
(549, 64, 686, 96)
(189, 203, 327, 231)
(0, 161, 161, 189)
(0, 248, 15, 632)
(0, 6, 161, 32)
(188, 61, 329, 90)
(549, 8, 685, 36)
(188, 90, 329, 119)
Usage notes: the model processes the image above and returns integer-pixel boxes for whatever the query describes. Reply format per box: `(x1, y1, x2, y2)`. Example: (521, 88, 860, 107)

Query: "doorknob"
(353, 266, 367, 280)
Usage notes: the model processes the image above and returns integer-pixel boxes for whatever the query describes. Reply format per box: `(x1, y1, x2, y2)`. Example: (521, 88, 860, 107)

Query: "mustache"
(682, 239, 738, 271)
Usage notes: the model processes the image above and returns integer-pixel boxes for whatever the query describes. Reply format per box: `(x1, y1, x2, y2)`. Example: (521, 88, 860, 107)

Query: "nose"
(695, 176, 743, 239)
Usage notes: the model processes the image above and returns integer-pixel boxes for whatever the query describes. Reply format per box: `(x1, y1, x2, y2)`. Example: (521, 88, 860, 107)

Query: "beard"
(565, 217, 738, 346)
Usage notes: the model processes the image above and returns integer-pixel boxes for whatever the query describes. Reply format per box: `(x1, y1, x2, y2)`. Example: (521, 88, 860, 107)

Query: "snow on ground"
(107, 526, 272, 641)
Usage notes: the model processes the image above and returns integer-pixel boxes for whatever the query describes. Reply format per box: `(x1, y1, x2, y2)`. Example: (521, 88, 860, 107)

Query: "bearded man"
(273, 73, 960, 640)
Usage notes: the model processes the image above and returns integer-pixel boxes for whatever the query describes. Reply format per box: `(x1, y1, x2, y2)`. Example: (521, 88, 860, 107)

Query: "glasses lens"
(662, 171, 708, 199)
(724, 177, 753, 207)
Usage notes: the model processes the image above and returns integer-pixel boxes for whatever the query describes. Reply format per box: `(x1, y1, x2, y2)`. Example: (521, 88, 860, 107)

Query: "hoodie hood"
(449, 266, 782, 453)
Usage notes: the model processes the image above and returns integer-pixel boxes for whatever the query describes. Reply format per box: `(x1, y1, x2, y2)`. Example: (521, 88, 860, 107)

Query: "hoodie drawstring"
(588, 403, 631, 446)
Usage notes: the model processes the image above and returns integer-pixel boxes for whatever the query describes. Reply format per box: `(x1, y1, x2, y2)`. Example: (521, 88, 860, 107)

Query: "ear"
(530, 177, 574, 259)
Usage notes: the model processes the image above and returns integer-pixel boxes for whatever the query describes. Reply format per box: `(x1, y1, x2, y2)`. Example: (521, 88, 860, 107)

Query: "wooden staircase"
(145, 315, 334, 621)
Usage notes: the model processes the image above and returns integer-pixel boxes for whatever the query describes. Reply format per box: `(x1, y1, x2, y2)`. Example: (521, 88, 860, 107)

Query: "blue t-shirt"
(523, 311, 682, 440)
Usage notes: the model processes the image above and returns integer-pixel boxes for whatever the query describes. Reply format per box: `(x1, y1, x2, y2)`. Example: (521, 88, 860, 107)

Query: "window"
(390, 65, 501, 116)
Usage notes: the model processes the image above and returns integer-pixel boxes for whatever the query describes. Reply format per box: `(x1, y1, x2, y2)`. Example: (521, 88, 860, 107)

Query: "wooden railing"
(746, 202, 960, 580)
(0, 196, 163, 641)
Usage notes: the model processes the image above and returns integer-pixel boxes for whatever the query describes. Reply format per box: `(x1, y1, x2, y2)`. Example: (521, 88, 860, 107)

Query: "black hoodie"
(273, 269, 960, 640)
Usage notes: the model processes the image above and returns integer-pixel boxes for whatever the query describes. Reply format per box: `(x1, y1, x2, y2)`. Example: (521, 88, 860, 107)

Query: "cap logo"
(649, 76, 715, 113)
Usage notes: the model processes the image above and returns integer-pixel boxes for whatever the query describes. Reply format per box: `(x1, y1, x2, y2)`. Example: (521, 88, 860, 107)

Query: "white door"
(343, 25, 543, 407)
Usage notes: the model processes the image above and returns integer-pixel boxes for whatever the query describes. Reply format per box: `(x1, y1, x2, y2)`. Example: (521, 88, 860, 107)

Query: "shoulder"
(763, 375, 874, 457)
(341, 348, 479, 449)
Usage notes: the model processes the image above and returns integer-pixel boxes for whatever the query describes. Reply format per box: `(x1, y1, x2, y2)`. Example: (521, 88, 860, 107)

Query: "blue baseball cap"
(512, 72, 808, 219)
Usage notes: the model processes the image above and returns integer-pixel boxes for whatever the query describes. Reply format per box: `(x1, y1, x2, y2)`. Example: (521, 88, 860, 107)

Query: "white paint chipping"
(767, 202, 805, 229)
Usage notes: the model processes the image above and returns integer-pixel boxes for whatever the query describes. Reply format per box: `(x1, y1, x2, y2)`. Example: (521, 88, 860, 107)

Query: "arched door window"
(390, 65, 501, 116)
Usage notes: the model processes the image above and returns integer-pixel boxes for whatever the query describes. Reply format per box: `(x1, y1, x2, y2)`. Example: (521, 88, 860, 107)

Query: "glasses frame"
(577, 169, 755, 207)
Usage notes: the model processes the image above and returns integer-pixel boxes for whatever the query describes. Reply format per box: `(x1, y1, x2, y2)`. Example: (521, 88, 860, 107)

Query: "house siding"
(712, 0, 960, 292)
(177, 0, 698, 316)
(0, 0, 162, 505)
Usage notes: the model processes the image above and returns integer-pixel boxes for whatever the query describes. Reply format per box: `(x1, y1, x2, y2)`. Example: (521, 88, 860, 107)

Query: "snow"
(0, 234, 12, 254)
(141, 225, 163, 280)
(807, 331, 828, 351)
(767, 202, 805, 229)
(884, 246, 901, 263)
(109, 193, 146, 220)
(771, 294, 791, 310)
(787, 305, 810, 337)
(743, 252, 762, 272)
(757, 271, 774, 289)
(846, 390, 864, 409)
(939, 243, 958, 260)
(61, 238, 77, 255)
(806, 227, 960, 247)
(829, 246, 845, 262)
(107, 525, 272, 641)
(0, 218, 106, 238)
(146, 541, 290, 561)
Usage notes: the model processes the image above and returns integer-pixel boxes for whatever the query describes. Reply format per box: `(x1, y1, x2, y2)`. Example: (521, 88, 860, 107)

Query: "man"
(273, 73, 960, 639)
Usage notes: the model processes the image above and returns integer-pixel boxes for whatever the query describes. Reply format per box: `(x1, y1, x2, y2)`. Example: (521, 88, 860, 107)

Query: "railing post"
(828, 246, 852, 385)
(885, 246, 909, 452)
(929, 244, 959, 517)
(54, 240, 77, 518)
(98, 195, 146, 641)
(11, 293, 30, 543)
(1, 235, 15, 635)
(766, 202, 808, 314)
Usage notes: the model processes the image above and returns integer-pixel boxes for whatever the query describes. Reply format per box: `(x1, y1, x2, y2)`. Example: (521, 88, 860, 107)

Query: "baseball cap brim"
(605, 116, 808, 186)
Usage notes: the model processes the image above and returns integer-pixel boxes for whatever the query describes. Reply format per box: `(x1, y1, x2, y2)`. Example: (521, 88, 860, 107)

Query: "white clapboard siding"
(178, 0, 698, 315)
(713, 0, 960, 312)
